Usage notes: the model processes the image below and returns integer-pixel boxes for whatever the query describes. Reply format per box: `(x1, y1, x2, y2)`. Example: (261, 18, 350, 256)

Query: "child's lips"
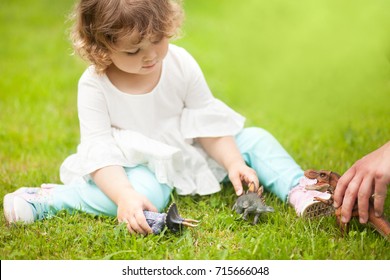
(143, 62, 157, 68)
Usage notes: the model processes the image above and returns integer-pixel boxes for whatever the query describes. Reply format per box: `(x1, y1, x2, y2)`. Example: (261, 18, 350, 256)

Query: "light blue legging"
(42, 127, 304, 218)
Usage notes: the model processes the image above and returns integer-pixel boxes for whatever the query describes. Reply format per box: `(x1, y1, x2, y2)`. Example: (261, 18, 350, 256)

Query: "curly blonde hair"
(70, 0, 184, 74)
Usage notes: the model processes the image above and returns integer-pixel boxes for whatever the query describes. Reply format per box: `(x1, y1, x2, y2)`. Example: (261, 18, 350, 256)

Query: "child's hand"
(116, 189, 158, 235)
(227, 161, 259, 196)
(196, 136, 260, 196)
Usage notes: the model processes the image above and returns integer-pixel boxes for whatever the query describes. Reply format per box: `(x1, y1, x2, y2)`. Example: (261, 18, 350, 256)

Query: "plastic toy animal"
(143, 203, 199, 234)
(232, 182, 274, 224)
(304, 169, 390, 240)
(304, 169, 340, 193)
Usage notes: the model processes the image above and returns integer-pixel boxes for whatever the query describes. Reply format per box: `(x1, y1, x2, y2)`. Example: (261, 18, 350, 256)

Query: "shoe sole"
(302, 201, 334, 218)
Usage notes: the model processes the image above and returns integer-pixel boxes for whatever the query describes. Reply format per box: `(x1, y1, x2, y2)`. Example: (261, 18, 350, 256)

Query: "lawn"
(0, 0, 389, 260)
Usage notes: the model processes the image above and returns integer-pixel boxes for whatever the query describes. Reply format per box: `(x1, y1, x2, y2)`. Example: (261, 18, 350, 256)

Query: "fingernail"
(359, 217, 366, 224)
(375, 211, 381, 217)
(341, 216, 348, 223)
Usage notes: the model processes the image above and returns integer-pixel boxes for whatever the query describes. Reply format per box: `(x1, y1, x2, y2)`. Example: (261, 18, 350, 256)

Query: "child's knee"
(142, 182, 171, 212)
(125, 166, 172, 211)
(244, 127, 273, 138)
(238, 127, 276, 147)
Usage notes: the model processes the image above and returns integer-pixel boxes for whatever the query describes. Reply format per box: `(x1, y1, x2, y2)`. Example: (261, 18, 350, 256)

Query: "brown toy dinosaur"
(304, 169, 390, 240)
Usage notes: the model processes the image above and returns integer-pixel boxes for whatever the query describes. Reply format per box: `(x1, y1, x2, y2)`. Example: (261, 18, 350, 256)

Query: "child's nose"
(143, 48, 157, 62)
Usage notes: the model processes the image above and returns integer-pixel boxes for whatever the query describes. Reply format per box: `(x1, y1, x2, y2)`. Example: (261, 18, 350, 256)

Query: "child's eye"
(151, 39, 162, 45)
(150, 35, 164, 44)
(125, 49, 140, 55)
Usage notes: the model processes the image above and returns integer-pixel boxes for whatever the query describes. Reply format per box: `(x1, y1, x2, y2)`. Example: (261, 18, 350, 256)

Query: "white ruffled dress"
(60, 44, 245, 195)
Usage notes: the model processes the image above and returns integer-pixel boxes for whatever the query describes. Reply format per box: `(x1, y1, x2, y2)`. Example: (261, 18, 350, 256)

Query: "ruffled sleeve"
(60, 68, 128, 184)
(176, 46, 245, 139)
(60, 137, 129, 184)
(181, 98, 245, 139)
(111, 128, 183, 185)
(60, 129, 184, 186)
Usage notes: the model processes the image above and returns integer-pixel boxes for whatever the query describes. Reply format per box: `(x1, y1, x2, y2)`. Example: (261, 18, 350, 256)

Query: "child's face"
(109, 33, 169, 75)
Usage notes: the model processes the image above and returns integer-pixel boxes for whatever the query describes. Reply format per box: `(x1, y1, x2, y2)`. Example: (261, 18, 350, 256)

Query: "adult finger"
(373, 181, 387, 217)
(334, 168, 355, 208)
(356, 176, 373, 223)
(340, 175, 362, 223)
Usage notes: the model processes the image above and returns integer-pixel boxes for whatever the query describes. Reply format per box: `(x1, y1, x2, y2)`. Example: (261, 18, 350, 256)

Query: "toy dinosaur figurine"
(304, 169, 390, 240)
(232, 182, 274, 224)
(304, 169, 340, 193)
(143, 203, 199, 234)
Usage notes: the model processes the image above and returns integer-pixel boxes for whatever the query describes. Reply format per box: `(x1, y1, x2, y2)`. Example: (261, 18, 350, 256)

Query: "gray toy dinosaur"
(232, 182, 274, 224)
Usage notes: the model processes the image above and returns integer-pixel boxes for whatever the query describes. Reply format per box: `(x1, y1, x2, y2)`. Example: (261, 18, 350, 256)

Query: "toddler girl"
(3, 0, 331, 235)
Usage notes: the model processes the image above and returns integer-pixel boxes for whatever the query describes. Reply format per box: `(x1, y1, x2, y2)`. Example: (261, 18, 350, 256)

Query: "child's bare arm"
(197, 136, 258, 195)
(91, 165, 157, 234)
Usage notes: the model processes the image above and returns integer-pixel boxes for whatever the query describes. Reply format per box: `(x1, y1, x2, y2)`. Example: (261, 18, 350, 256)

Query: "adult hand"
(334, 141, 390, 224)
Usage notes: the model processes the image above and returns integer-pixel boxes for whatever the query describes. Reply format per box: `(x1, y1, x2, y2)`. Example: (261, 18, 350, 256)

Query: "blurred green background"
(0, 0, 389, 259)
(1, 0, 389, 174)
(182, 0, 390, 170)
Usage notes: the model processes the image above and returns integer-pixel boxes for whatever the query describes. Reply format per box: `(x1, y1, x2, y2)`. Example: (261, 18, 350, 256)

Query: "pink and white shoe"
(3, 185, 54, 224)
(3, 187, 38, 224)
(288, 176, 334, 218)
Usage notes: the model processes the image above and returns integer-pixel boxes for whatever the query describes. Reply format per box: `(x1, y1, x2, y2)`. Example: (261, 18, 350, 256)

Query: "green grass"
(1, 0, 389, 260)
